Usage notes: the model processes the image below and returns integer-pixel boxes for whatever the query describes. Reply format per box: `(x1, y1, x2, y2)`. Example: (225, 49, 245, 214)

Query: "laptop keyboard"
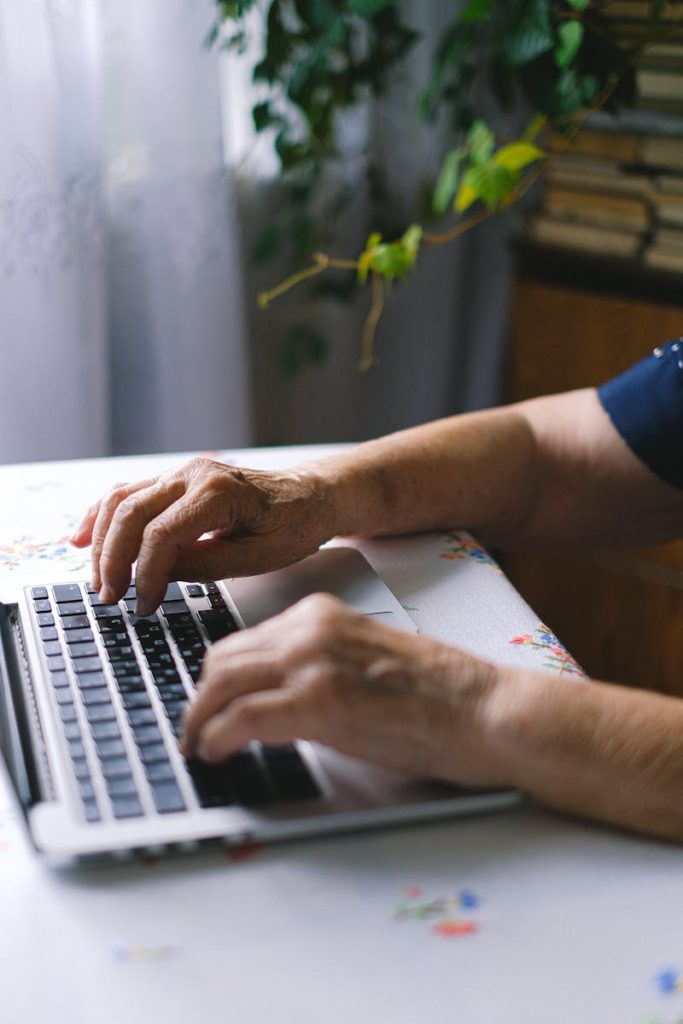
(27, 580, 320, 824)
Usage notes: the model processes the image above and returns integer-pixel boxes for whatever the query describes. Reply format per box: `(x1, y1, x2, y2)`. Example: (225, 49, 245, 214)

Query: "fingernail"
(135, 599, 153, 617)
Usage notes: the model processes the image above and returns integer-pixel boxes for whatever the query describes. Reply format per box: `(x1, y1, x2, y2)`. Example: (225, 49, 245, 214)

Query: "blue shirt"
(598, 337, 683, 492)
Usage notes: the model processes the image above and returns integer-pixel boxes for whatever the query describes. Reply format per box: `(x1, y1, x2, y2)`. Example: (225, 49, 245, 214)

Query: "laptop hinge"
(0, 602, 47, 814)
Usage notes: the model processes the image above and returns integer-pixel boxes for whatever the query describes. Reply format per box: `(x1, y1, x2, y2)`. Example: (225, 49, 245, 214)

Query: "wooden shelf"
(503, 261, 683, 693)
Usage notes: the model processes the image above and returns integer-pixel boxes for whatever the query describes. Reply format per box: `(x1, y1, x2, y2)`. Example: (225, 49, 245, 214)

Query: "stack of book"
(526, 4, 683, 273)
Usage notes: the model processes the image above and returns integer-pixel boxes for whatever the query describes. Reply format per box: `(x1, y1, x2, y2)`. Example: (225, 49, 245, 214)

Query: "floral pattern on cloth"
(510, 623, 585, 677)
(0, 516, 87, 576)
(440, 532, 503, 574)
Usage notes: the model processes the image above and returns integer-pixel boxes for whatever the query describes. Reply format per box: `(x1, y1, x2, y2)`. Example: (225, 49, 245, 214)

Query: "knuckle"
(143, 519, 171, 547)
(297, 593, 347, 637)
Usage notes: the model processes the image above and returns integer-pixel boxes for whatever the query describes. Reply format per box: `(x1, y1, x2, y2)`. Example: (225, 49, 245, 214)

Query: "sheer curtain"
(0, 0, 250, 464)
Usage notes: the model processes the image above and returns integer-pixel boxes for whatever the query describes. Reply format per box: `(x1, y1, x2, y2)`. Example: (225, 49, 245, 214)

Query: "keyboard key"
(111, 660, 140, 677)
(33, 599, 51, 614)
(111, 795, 144, 819)
(77, 672, 109, 690)
(51, 671, 70, 689)
(139, 744, 169, 765)
(81, 687, 111, 706)
(37, 613, 55, 628)
(145, 761, 177, 783)
(96, 616, 125, 632)
(131, 724, 163, 746)
(78, 779, 96, 801)
(65, 628, 95, 644)
(69, 643, 99, 659)
(62, 615, 90, 630)
(164, 612, 194, 630)
(164, 583, 183, 601)
(106, 646, 134, 662)
(105, 776, 138, 799)
(126, 708, 158, 727)
(204, 583, 220, 595)
(90, 721, 122, 741)
(86, 704, 118, 724)
(100, 756, 131, 780)
(121, 692, 152, 710)
(72, 657, 105, 674)
(101, 633, 128, 648)
(53, 584, 83, 603)
(95, 737, 127, 759)
(93, 605, 122, 619)
(60, 705, 78, 724)
(115, 677, 146, 693)
(68, 740, 86, 760)
(46, 656, 66, 672)
(54, 688, 74, 707)
(63, 721, 82, 742)
(83, 799, 101, 823)
(161, 600, 189, 616)
(185, 584, 204, 598)
(58, 602, 86, 617)
(151, 781, 185, 814)
(40, 627, 58, 642)
(31, 586, 48, 600)
(72, 758, 91, 781)
(198, 608, 238, 642)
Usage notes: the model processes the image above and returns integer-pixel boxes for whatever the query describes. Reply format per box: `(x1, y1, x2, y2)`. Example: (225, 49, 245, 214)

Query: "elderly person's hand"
(70, 457, 332, 615)
(181, 593, 509, 788)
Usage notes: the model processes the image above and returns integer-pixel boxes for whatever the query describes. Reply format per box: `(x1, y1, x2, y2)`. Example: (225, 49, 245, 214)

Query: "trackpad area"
(224, 546, 417, 633)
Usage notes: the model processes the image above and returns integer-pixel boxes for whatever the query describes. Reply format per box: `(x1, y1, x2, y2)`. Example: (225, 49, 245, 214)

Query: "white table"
(0, 447, 681, 1024)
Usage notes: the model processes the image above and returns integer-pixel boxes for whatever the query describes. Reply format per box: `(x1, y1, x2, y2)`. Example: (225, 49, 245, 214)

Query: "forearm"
(301, 405, 538, 546)
(300, 387, 683, 550)
(487, 669, 683, 842)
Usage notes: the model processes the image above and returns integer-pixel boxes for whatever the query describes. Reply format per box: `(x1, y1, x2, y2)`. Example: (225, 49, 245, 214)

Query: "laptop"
(0, 544, 519, 862)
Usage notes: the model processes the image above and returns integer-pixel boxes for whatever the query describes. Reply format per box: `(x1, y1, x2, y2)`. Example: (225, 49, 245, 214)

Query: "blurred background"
(0, 0, 513, 463)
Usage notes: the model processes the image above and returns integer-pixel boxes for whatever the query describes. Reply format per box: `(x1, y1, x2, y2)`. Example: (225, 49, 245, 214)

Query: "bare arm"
(309, 387, 683, 550)
(182, 594, 683, 844)
(72, 386, 683, 609)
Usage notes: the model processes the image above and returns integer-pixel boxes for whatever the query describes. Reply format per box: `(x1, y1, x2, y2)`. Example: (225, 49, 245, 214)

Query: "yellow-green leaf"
(454, 180, 479, 213)
(493, 141, 545, 173)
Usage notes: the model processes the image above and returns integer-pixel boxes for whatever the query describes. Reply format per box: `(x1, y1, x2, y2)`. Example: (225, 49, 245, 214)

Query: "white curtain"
(0, 0, 251, 464)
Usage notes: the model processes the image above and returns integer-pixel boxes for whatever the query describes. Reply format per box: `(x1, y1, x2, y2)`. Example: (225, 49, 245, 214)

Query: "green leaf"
(503, 0, 554, 68)
(348, 0, 394, 17)
(566, 0, 588, 8)
(357, 225, 423, 284)
(493, 141, 544, 173)
(460, 0, 495, 24)
(467, 120, 495, 164)
(456, 162, 516, 212)
(555, 21, 583, 69)
(433, 148, 464, 214)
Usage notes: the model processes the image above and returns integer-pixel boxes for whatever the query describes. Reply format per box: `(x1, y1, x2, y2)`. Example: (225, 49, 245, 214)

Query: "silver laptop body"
(0, 545, 519, 862)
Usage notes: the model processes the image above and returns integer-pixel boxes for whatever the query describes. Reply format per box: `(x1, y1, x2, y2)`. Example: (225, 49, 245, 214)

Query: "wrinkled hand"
(182, 593, 505, 788)
(70, 457, 330, 614)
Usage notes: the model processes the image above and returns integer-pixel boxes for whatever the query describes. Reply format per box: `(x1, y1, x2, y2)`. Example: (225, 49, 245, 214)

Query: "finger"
(181, 648, 281, 756)
(69, 500, 102, 548)
(170, 532, 316, 583)
(89, 478, 158, 594)
(98, 475, 188, 604)
(196, 690, 311, 762)
(134, 488, 237, 613)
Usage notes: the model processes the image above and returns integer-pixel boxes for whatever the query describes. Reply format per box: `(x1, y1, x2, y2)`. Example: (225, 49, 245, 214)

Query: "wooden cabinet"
(503, 255, 683, 694)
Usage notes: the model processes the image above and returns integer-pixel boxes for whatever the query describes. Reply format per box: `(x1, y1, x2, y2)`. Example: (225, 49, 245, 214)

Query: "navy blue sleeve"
(597, 337, 683, 492)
